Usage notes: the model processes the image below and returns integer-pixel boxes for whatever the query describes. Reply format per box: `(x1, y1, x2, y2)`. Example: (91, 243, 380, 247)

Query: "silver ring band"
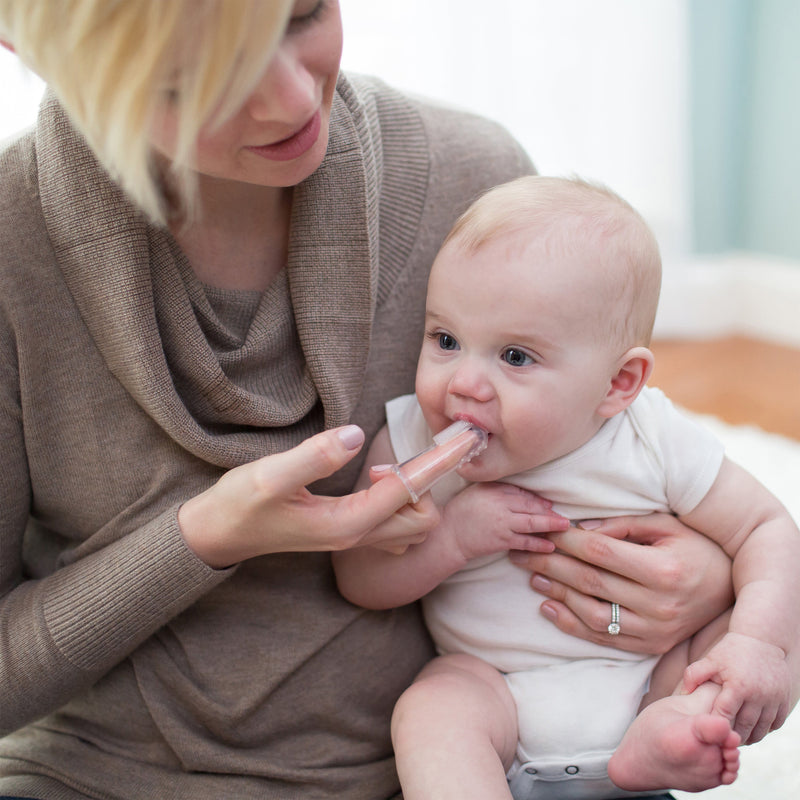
(607, 602, 621, 635)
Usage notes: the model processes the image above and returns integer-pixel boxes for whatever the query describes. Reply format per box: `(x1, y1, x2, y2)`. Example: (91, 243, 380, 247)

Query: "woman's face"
(150, 0, 343, 190)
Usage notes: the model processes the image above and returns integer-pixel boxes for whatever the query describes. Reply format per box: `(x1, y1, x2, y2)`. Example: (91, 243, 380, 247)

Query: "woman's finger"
(588, 513, 689, 546)
(544, 525, 664, 585)
(528, 568, 646, 620)
(537, 594, 647, 652)
(543, 585, 643, 639)
(515, 545, 654, 610)
(254, 424, 367, 494)
(263, 425, 422, 533)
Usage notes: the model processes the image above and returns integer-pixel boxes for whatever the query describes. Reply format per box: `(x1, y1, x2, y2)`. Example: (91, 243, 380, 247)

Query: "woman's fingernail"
(531, 575, 551, 593)
(338, 425, 365, 450)
(540, 603, 558, 621)
(371, 463, 393, 474)
(578, 519, 603, 530)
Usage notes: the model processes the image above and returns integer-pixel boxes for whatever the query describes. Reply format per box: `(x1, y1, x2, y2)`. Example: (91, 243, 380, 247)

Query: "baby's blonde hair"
(445, 176, 662, 348)
(0, 0, 294, 224)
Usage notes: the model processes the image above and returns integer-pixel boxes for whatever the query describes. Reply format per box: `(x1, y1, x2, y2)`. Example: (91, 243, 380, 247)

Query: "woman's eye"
(502, 348, 533, 367)
(437, 333, 459, 351)
(289, 0, 326, 30)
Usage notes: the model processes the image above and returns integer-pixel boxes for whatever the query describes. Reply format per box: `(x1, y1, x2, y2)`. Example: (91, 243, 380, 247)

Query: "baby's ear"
(596, 347, 654, 419)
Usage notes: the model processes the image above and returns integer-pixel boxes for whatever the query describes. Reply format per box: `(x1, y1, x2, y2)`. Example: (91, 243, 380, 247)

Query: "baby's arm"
(332, 427, 566, 610)
(678, 456, 800, 740)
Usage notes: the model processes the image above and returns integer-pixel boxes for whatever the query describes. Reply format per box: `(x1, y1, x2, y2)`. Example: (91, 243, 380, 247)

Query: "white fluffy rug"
(672, 411, 800, 800)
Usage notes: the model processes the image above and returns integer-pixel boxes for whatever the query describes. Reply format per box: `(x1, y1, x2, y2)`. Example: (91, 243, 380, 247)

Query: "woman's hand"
(178, 425, 438, 568)
(510, 513, 734, 655)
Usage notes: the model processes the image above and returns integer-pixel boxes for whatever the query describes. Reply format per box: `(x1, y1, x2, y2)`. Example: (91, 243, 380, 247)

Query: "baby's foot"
(608, 699, 741, 793)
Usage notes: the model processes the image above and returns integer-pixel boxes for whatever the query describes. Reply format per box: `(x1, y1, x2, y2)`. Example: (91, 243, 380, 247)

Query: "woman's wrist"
(178, 488, 241, 569)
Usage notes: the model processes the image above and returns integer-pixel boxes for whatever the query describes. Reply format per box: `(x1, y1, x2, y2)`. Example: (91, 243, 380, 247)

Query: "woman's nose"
(245, 44, 316, 122)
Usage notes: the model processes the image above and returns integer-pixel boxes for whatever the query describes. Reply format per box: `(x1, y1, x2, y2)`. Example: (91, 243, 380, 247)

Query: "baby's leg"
(608, 611, 740, 793)
(391, 653, 518, 800)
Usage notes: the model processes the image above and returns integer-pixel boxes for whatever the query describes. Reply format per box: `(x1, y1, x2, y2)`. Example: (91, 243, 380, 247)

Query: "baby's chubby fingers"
(468, 483, 570, 535)
(513, 511, 570, 535)
(496, 483, 562, 515)
(507, 533, 556, 553)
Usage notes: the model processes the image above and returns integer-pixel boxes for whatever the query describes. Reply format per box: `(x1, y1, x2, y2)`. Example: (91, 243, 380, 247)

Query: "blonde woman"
(0, 2, 733, 798)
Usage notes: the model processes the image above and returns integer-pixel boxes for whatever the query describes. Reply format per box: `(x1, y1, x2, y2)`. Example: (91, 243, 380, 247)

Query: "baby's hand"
(440, 483, 568, 564)
(682, 631, 791, 744)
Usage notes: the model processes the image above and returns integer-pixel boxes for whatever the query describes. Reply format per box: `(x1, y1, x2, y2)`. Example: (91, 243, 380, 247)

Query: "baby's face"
(415, 234, 621, 481)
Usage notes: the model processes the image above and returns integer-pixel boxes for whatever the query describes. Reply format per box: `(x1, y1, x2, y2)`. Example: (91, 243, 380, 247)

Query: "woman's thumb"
(270, 425, 366, 490)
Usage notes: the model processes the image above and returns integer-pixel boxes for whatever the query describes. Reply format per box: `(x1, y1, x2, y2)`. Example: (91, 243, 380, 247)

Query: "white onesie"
(385, 388, 725, 800)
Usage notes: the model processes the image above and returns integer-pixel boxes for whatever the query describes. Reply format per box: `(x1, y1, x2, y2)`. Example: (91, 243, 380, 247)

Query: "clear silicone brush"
(391, 420, 488, 503)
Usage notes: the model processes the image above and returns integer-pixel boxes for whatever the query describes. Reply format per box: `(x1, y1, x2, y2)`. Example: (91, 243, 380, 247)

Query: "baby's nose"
(448, 361, 495, 402)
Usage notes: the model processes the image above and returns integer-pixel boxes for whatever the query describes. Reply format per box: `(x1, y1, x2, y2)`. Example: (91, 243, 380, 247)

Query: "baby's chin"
(456, 459, 504, 484)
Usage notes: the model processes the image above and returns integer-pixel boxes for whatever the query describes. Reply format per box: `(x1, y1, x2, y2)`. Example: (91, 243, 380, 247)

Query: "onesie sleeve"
(384, 394, 470, 506)
(385, 393, 432, 463)
(637, 387, 726, 516)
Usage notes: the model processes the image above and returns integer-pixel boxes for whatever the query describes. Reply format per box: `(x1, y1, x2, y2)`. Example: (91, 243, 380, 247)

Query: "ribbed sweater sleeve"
(1, 493, 232, 735)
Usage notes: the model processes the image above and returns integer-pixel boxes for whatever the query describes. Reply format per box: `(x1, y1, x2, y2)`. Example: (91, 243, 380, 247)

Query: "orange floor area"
(649, 336, 800, 442)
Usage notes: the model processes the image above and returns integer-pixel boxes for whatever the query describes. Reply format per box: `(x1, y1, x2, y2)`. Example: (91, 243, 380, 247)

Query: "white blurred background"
(1, 1, 693, 259)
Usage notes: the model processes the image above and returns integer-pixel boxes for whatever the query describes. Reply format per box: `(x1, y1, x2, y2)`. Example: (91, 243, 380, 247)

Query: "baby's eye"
(437, 333, 459, 351)
(502, 348, 533, 367)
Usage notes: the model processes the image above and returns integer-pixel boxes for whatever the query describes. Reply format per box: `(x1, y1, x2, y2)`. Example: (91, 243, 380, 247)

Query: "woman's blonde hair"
(0, 0, 295, 224)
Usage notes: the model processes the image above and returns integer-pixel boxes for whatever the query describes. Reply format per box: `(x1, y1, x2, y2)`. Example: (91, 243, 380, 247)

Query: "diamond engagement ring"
(607, 602, 621, 635)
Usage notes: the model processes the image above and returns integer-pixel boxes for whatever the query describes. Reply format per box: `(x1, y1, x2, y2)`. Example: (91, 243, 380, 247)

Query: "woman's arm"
(1, 316, 234, 733)
(0, 507, 231, 736)
(0, 419, 435, 736)
(509, 513, 734, 655)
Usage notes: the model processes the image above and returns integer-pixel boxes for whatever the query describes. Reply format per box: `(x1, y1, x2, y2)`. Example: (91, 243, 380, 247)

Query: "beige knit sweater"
(0, 73, 532, 799)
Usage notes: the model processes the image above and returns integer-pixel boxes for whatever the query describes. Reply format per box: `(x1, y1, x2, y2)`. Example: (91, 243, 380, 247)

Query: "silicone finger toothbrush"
(391, 420, 488, 503)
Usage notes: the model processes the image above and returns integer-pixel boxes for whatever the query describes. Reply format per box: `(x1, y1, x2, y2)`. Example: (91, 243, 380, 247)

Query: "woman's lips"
(246, 110, 322, 162)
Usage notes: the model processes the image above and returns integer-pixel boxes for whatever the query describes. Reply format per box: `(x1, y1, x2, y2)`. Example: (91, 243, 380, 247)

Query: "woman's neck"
(171, 177, 292, 292)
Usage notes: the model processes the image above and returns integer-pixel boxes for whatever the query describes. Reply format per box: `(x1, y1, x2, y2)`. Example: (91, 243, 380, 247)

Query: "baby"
(332, 176, 800, 799)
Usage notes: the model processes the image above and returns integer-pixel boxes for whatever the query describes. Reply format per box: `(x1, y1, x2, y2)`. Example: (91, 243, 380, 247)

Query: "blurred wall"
(340, 0, 692, 262)
(691, 0, 800, 261)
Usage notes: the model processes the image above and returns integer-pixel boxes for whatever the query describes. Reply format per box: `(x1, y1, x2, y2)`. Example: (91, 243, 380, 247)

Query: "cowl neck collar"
(35, 79, 378, 468)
